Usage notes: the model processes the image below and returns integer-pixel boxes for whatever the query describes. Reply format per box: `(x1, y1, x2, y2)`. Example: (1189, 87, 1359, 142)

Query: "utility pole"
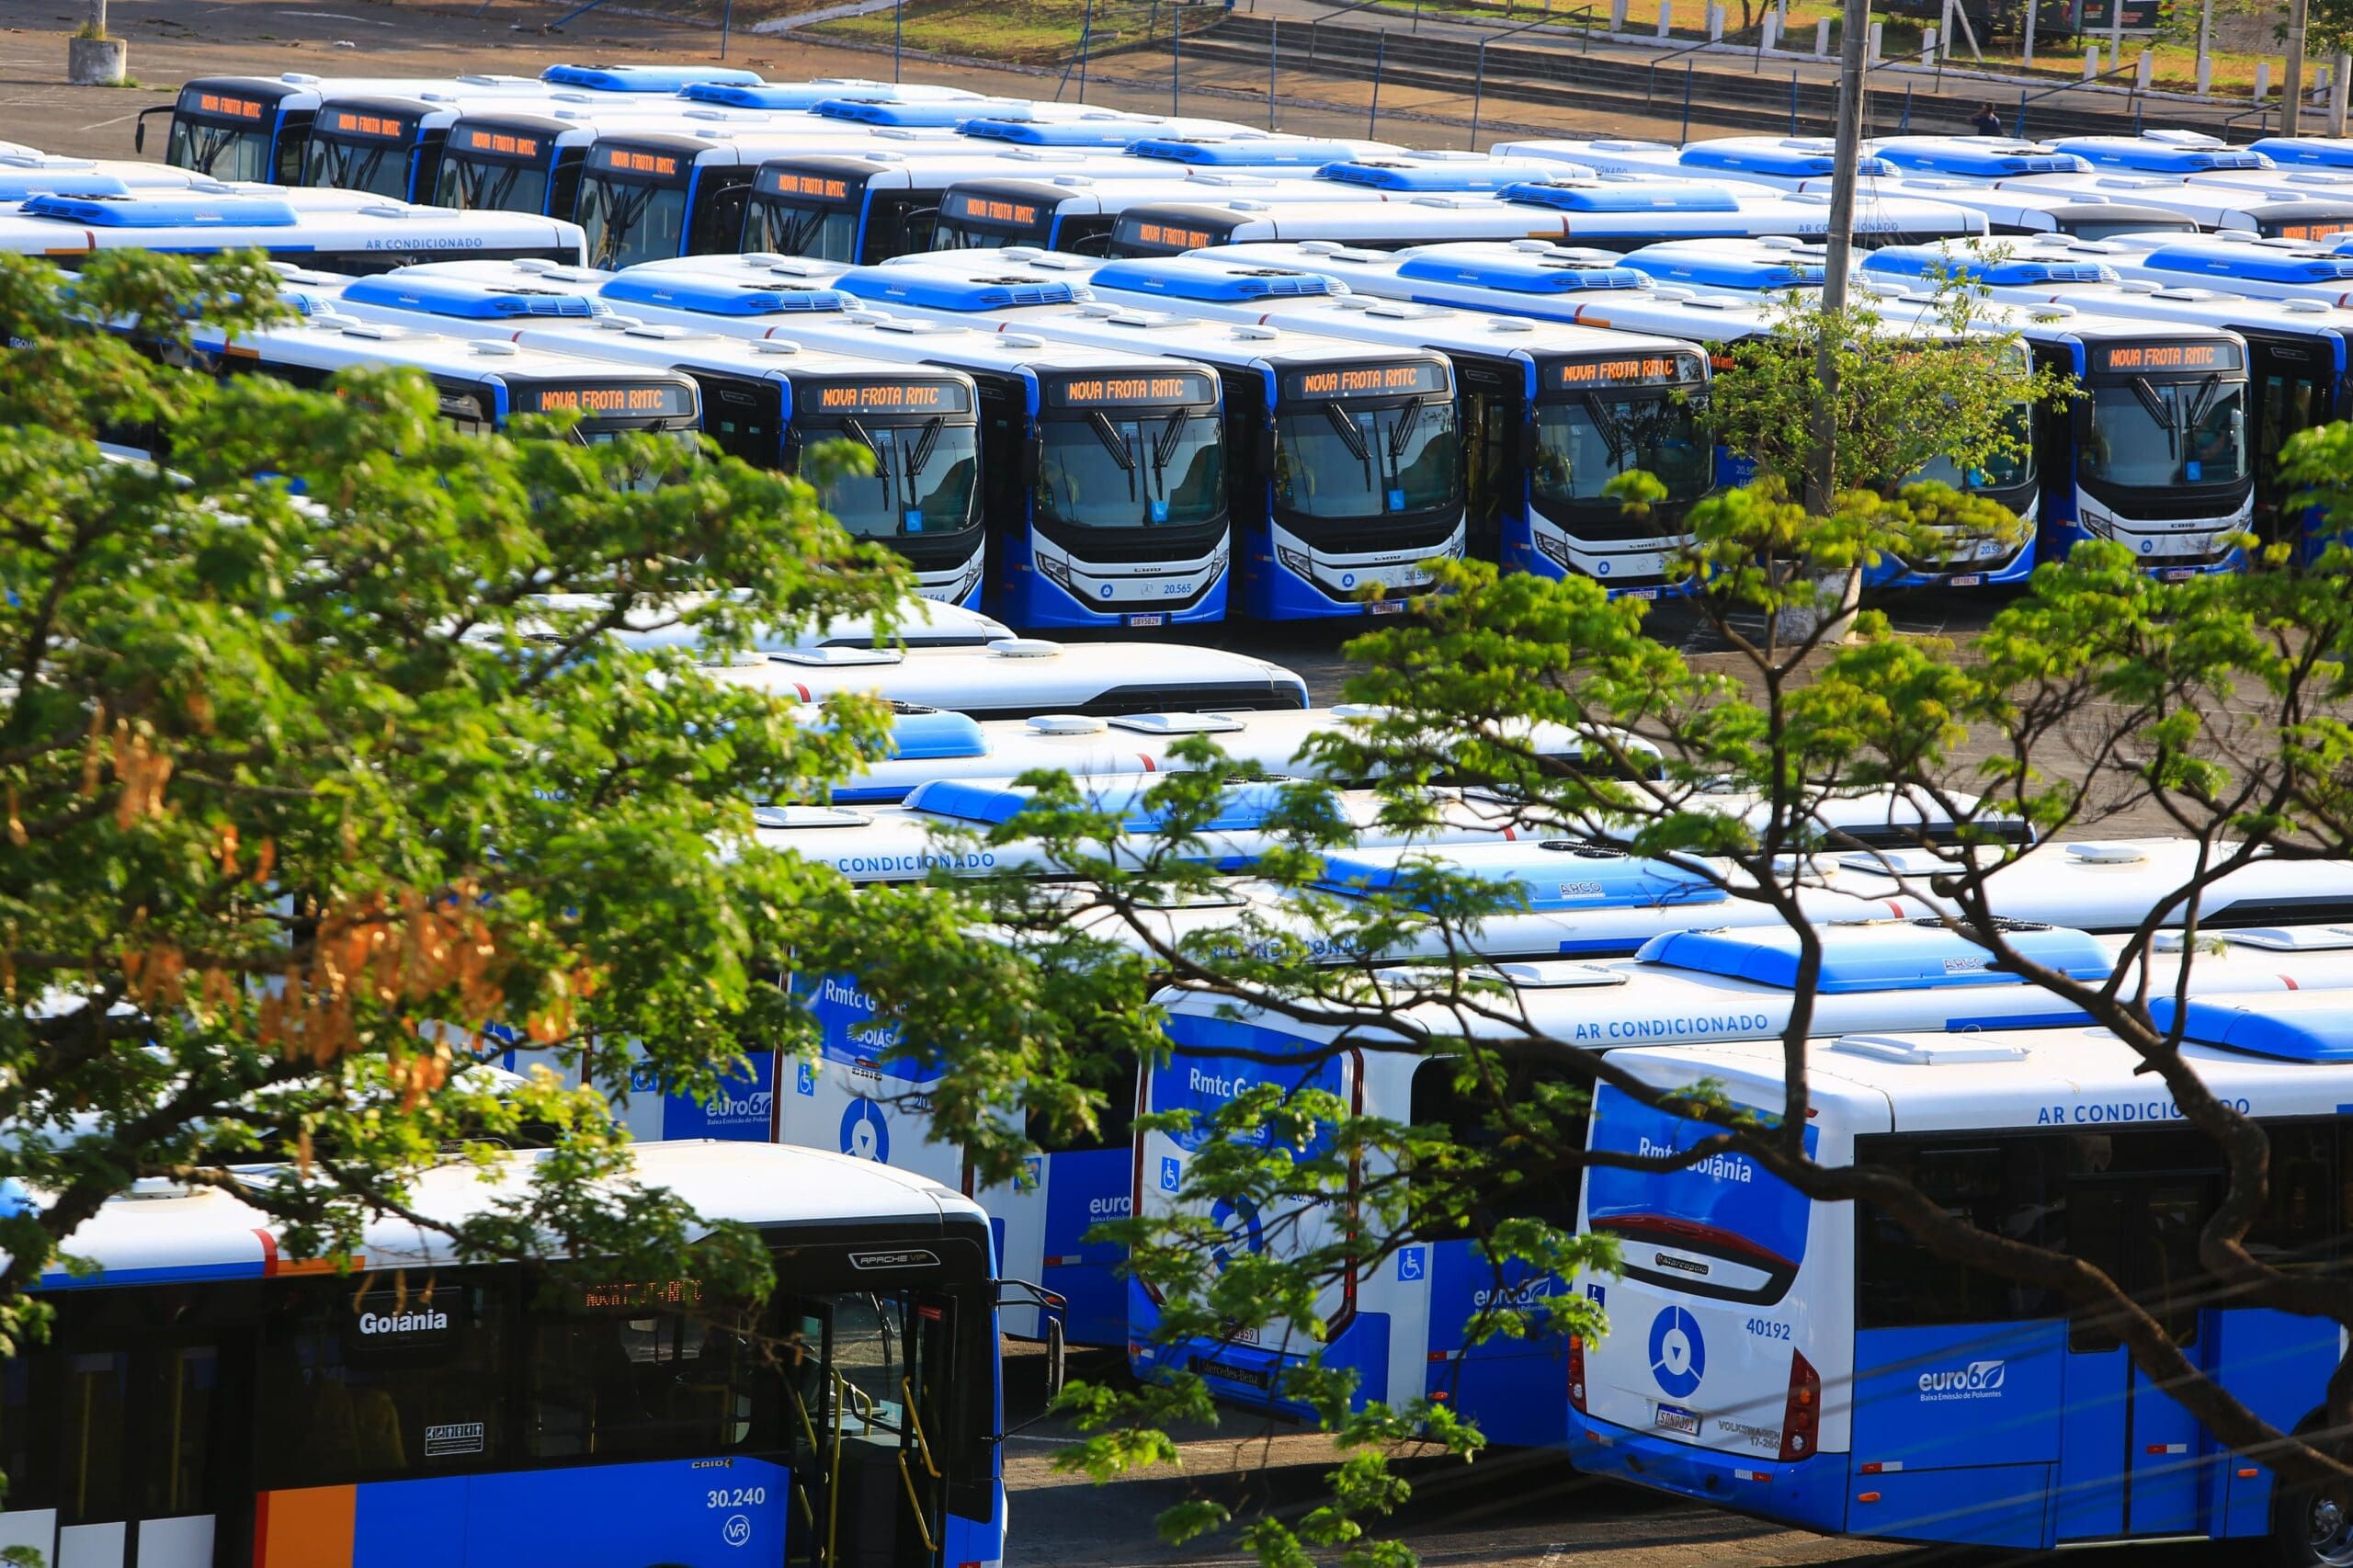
(2286, 0, 2311, 134)
(1801, 0, 1873, 639)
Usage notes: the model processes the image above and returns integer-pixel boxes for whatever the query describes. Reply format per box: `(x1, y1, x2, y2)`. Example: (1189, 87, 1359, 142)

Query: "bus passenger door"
(1449, 359, 1517, 564)
(2249, 340, 2329, 551)
(2059, 1172, 2219, 1541)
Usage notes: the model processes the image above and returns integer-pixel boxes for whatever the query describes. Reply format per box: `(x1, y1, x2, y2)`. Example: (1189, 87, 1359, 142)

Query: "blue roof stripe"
(1635, 922, 2111, 993)
(2154, 994, 2353, 1062)
(1088, 256, 1340, 301)
(1392, 251, 1648, 293)
(38, 1258, 268, 1291)
(598, 272, 857, 316)
(22, 193, 301, 228)
(1859, 245, 2119, 286)
(342, 273, 604, 319)
(832, 267, 1083, 311)
(1500, 181, 1741, 213)
(540, 64, 762, 91)
(1315, 846, 1725, 912)
(2138, 244, 2353, 284)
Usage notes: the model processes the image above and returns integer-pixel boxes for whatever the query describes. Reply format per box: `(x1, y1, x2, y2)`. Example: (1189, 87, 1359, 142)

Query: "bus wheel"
(2273, 1477, 2353, 1568)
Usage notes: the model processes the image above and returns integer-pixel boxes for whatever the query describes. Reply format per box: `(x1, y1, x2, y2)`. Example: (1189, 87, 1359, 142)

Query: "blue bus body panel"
(1636, 922, 2113, 991)
(2152, 994, 2353, 1062)
(0, 170, 129, 200)
(1621, 250, 1827, 290)
(334, 1455, 790, 1568)
(2050, 136, 2268, 173)
(1873, 144, 2087, 177)
(540, 64, 763, 90)
(1424, 1242, 1571, 1446)
(2137, 244, 2353, 286)
(1041, 1144, 1130, 1346)
(1315, 846, 1725, 912)
(1392, 251, 1649, 293)
(833, 267, 1085, 312)
(599, 272, 856, 316)
(1849, 1320, 2065, 1547)
(2254, 136, 2353, 169)
(24, 192, 299, 227)
(1089, 255, 1341, 301)
(342, 273, 604, 319)
(1859, 244, 2117, 287)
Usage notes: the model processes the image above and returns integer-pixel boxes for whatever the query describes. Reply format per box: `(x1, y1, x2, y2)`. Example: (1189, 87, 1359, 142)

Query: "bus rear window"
(1584, 1083, 1813, 1304)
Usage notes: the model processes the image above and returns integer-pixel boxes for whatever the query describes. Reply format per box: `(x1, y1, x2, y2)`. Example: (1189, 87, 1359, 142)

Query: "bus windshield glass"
(1912, 400, 2034, 493)
(302, 111, 416, 199)
(2082, 343, 2250, 492)
(1532, 393, 1710, 509)
(167, 88, 275, 181)
(1036, 372, 1225, 532)
(929, 189, 1055, 251)
(576, 147, 694, 269)
(435, 129, 552, 214)
(742, 169, 866, 262)
(812, 416, 981, 540)
(1272, 394, 1461, 521)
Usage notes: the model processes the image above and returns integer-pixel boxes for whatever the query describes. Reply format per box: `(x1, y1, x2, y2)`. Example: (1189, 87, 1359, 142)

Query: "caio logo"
(1918, 1359, 2007, 1402)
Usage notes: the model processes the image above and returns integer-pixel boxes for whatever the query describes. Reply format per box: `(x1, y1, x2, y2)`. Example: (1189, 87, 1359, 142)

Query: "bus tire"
(2270, 1467, 2353, 1568)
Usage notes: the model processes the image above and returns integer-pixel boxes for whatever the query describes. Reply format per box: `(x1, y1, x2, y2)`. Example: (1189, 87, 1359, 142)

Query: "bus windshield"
(577, 167, 692, 270)
(1912, 400, 2034, 493)
(742, 193, 862, 262)
(1531, 393, 1711, 509)
(1037, 407, 1226, 530)
(303, 132, 411, 199)
(927, 211, 1047, 250)
(436, 149, 550, 215)
(167, 113, 272, 182)
(812, 417, 982, 540)
(1272, 396, 1461, 520)
(2083, 375, 2250, 491)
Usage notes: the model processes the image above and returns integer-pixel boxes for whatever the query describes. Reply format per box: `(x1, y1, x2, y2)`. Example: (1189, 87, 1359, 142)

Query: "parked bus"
(1105, 182, 1988, 259)
(185, 312, 701, 448)
(1313, 154, 1586, 195)
(710, 636, 1309, 718)
(1859, 233, 2353, 540)
(924, 173, 1369, 256)
(3, 1139, 1009, 1568)
(958, 109, 1249, 150)
(2076, 231, 2353, 305)
(1569, 995, 2353, 1559)
(332, 267, 996, 604)
(1138, 913, 2353, 1438)
(1217, 240, 2038, 588)
(830, 252, 1468, 620)
(2001, 171, 2353, 242)
(736, 149, 1209, 264)
(1804, 177, 2199, 242)
(571, 127, 966, 269)
(1866, 133, 2094, 178)
(1492, 134, 1904, 190)
(0, 190, 585, 273)
(1049, 249, 1713, 593)
(2047, 129, 2275, 174)
(301, 87, 568, 204)
(1123, 133, 1403, 170)
(357, 255, 1234, 628)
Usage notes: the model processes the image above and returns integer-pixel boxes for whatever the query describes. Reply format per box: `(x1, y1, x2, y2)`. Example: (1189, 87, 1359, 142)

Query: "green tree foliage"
(836, 460, 2353, 1561)
(0, 252, 918, 1354)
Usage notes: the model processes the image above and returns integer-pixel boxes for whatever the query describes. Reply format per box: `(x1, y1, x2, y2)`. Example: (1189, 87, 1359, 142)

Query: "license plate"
(1654, 1403, 1699, 1436)
(1948, 574, 1984, 587)
(1125, 612, 1165, 628)
(1617, 586, 1660, 600)
(2161, 567, 2197, 581)
(1366, 598, 1405, 615)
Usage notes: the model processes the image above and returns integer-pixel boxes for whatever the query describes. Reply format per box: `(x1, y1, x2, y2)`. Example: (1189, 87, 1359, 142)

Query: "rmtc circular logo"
(1648, 1305, 1706, 1399)
(1208, 1196, 1264, 1271)
(840, 1098, 891, 1163)
(1918, 1358, 2007, 1402)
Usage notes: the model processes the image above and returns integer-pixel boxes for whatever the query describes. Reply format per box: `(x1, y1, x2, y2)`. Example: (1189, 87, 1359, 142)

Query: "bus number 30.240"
(709, 1488, 768, 1508)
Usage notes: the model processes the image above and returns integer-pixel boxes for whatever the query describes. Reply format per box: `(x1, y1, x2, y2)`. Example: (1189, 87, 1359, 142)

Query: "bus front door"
(2057, 1172, 2218, 1540)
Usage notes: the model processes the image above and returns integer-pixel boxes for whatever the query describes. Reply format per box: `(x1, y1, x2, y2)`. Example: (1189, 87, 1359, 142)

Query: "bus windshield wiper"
(1385, 398, 1423, 464)
(1585, 394, 1630, 467)
(2184, 371, 2222, 436)
(1088, 410, 1136, 471)
(2131, 377, 2178, 458)
(781, 203, 832, 257)
(1323, 401, 1370, 463)
(1152, 409, 1189, 472)
(906, 415, 943, 478)
(595, 184, 657, 267)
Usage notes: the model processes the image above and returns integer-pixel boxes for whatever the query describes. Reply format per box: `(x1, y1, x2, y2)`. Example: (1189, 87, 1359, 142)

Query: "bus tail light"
(1778, 1348, 1818, 1463)
(1568, 1333, 1587, 1413)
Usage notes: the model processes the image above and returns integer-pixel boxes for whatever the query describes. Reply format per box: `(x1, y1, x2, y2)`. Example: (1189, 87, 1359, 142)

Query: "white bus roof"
(1161, 915, 2353, 1051)
(192, 311, 704, 390)
(712, 636, 1307, 719)
(19, 1139, 983, 1290)
(2003, 170, 2353, 233)
(498, 592, 1012, 651)
(1605, 995, 2353, 1137)
(0, 191, 584, 265)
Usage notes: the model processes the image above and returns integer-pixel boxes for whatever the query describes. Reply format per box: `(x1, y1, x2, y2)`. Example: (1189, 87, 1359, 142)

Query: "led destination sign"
(320, 110, 411, 140)
(590, 147, 682, 179)
(521, 382, 698, 418)
(1281, 361, 1449, 401)
(810, 380, 972, 415)
(191, 91, 266, 120)
(1551, 354, 1701, 391)
(942, 191, 1042, 227)
(2094, 341, 2244, 375)
(1046, 371, 1217, 407)
(454, 128, 543, 160)
(759, 170, 856, 201)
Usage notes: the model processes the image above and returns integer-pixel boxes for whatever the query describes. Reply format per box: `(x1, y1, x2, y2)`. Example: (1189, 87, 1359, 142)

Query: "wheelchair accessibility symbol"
(841, 1098, 890, 1163)
(796, 1061, 817, 1096)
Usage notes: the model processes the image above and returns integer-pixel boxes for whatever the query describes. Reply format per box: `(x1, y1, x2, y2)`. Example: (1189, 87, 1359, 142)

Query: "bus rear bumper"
(1567, 1410, 1849, 1534)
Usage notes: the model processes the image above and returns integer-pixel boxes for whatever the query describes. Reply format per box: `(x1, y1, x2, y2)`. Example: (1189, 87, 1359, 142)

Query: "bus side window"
(1408, 1056, 1583, 1240)
(865, 194, 936, 262)
(1857, 1135, 2068, 1329)
(550, 147, 586, 223)
(274, 115, 311, 186)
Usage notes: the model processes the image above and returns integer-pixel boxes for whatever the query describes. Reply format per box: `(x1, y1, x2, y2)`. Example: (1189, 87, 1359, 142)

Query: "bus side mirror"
(1253, 426, 1276, 474)
(134, 105, 172, 155)
(1516, 415, 1540, 472)
(1045, 1317, 1066, 1404)
(1021, 432, 1043, 487)
(780, 426, 804, 473)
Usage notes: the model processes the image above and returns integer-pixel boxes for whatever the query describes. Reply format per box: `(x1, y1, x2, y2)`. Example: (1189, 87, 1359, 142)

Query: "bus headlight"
(1037, 550, 1074, 594)
(1276, 544, 1313, 583)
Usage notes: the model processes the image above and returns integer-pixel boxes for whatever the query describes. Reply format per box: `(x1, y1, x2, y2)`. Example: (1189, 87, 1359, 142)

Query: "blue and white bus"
(0, 189, 585, 273)
(958, 109, 1248, 150)
(1569, 994, 2353, 1560)
(1138, 913, 2353, 1442)
(1214, 240, 2037, 588)
(2000, 172, 2353, 243)
(334, 267, 995, 605)
(1029, 249, 1713, 593)
(300, 88, 564, 204)
(830, 252, 1468, 620)
(1491, 134, 1902, 190)
(1804, 176, 2199, 242)
(570, 127, 966, 269)
(0, 1139, 1010, 1568)
(1865, 133, 2094, 179)
(1124, 133, 1401, 170)
(735, 149, 1209, 264)
(2047, 129, 2274, 175)
(924, 174, 1371, 256)
(1859, 233, 2353, 541)
(712, 637, 1308, 719)
(2074, 232, 2353, 305)
(340, 256, 1233, 626)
